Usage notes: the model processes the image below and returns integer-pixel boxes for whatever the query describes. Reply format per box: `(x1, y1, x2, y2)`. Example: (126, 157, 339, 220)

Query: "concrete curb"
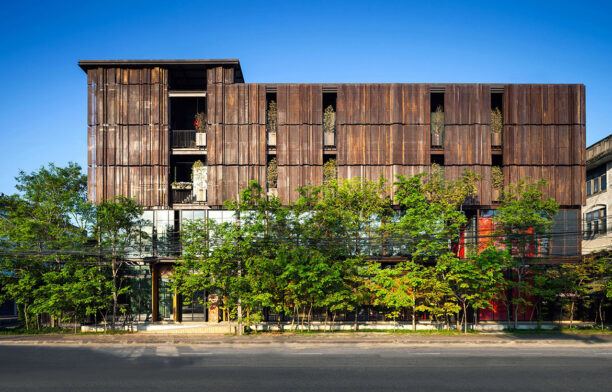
(1, 333, 611, 346)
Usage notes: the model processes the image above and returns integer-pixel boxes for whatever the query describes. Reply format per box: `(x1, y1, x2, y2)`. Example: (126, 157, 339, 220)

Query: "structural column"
(173, 288, 182, 322)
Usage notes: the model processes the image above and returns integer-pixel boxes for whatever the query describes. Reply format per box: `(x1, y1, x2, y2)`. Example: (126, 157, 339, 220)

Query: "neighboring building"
(583, 134, 611, 254)
(79, 59, 586, 322)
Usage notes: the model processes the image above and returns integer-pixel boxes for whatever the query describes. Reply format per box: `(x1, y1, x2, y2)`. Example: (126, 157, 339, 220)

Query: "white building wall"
(583, 161, 611, 254)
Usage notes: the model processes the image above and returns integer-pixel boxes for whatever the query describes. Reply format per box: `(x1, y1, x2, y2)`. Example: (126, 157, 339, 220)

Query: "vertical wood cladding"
(443, 84, 492, 205)
(336, 84, 430, 199)
(87, 67, 168, 206)
(276, 84, 323, 203)
(503, 84, 585, 206)
(337, 84, 430, 166)
(206, 66, 267, 206)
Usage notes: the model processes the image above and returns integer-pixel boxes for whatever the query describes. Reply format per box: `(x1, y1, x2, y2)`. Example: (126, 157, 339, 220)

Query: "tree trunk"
(599, 299, 604, 331)
(412, 309, 416, 331)
(569, 300, 575, 329)
(277, 311, 282, 332)
(307, 304, 313, 331)
(514, 268, 522, 329)
(353, 307, 359, 332)
(112, 257, 118, 329)
(463, 302, 468, 333)
(24, 304, 29, 330)
(331, 312, 337, 332)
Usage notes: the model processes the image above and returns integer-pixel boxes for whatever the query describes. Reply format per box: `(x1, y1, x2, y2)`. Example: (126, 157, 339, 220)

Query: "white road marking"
(181, 352, 213, 355)
(156, 346, 179, 357)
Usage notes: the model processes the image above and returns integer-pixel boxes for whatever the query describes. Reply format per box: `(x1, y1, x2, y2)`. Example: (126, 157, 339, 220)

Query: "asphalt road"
(0, 344, 610, 391)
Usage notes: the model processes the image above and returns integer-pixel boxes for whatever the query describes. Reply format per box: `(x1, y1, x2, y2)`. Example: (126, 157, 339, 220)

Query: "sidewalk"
(1, 331, 611, 346)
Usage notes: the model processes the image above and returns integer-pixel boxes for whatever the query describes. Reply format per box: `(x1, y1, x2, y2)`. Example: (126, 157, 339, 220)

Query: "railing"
(172, 188, 207, 204)
(172, 189, 195, 204)
(172, 130, 196, 148)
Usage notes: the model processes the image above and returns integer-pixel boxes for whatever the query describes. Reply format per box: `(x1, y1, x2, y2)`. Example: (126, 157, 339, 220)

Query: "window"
(585, 207, 607, 238)
(586, 164, 607, 196)
(550, 209, 579, 257)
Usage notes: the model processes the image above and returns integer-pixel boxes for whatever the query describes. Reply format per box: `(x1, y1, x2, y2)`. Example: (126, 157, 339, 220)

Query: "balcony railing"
(172, 130, 197, 148)
(172, 189, 195, 204)
(172, 188, 207, 204)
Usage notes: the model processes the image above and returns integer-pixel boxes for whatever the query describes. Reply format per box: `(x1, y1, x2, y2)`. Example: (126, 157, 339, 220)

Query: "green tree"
(94, 196, 146, 327)
(389, 168, 483, 330)
(0, 163, 100, 330)
(558, 255, 611, 328)
(367, 260, 435, 330)
(495, 178, 558, 329)
(295, 177, 390, 330)
(437, 248, 509, 332)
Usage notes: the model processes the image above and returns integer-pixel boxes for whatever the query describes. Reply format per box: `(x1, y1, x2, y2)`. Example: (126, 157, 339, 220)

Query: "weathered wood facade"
(81, 60, 586, 210)
(80, 59, 587, 322)
(86, 67, 169, 206)
(503, 84, 586, 206)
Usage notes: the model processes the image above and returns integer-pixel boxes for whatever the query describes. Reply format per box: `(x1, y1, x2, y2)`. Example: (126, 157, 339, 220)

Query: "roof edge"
(78, 59, 243, 81)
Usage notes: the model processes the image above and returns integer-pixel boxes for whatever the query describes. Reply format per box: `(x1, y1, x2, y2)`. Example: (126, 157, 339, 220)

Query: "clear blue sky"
(1, 0, 611, 194)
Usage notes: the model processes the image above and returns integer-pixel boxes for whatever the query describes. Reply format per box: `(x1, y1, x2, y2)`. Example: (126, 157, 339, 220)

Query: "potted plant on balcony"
(492, 166, 504, 202)
(171, 181, 193, 190)
(491, 107, 503, 147)
(431, 105, 444, 147)
(323, 105, 336, 146)
(267, 158, 278, 197)
(192, 160, 207, 202)
(194, 112, 207, 147)
(267, 100, 277, 147)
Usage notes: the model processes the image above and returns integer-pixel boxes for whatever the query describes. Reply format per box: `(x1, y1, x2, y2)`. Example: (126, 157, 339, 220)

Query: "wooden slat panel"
(445, 165, 492, 206)
(277, 84, 323, 166)
(445, 84, 490, 125)
(444, 125, 491, 165)
(87, 66, 168, 207)
(277, 165, 323, 204)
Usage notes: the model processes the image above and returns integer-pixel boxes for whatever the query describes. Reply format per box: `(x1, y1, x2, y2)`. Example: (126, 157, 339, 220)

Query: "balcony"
(171, 182, 207, 206)
(172, 130, 206, 154)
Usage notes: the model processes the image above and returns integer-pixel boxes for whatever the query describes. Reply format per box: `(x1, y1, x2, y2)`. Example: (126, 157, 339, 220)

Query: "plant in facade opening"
(431, 105, 444, 135)
(267, 100, 277, 134)
(171, 181, 193, 190)
(491, 107, 503, 134)
(492, 166, 504, 190)
(323, 105, 336, 134)
(267, 158, 278, 188)
(323, 159, 337, 184)
(192, 160, 207, 202)
(194, 112, 207, 133)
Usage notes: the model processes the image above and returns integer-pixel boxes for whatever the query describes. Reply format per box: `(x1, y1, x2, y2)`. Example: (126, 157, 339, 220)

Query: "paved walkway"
(1, 331, 611, 346)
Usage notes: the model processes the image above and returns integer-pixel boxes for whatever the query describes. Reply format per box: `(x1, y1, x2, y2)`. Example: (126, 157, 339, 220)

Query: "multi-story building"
(583, 134, 611, 254)
(79, 59, 586, 323)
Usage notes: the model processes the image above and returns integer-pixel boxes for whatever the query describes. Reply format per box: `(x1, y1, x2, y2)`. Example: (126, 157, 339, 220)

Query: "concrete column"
(173, 288, 182, 322)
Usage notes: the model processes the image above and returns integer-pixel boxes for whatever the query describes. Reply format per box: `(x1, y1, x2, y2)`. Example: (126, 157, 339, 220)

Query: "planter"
(491, 132, 502, 147)
(492, 188, 500, 202)
(431, 132, 444, 147)
(324, 132, 335, 147)
(196, 188, 206, 202)
(196, 132, 206, 147)
(268, 132, 277, 147)
(171, 183, 192, 190)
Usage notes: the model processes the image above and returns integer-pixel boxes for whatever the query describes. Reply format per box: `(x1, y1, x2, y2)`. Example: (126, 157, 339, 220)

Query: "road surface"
(0, 344, 610, 391)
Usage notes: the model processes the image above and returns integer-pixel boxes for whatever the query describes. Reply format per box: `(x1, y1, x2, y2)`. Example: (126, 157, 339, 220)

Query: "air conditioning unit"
(196, 132, 206, 147)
